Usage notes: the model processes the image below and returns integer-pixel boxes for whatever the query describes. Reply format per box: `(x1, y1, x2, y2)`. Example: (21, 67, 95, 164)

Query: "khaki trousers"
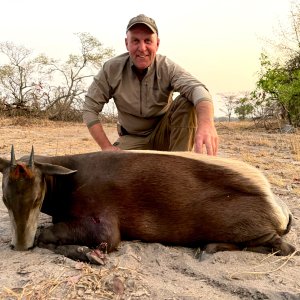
(113, 96, 196, 151)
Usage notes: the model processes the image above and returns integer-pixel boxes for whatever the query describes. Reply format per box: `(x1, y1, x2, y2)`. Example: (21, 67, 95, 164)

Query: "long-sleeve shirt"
(83, 52, 212, 136)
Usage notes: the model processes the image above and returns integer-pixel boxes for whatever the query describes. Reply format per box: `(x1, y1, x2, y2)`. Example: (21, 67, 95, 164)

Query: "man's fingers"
(205, 143, 213, 155)
(195, 137, 218, 155)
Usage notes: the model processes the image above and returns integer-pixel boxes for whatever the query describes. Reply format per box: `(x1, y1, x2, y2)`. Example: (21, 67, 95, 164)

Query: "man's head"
(125, 14, 160, 72)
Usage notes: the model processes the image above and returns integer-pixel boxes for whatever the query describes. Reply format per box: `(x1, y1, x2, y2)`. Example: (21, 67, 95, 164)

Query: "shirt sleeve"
(166, 57, 213, 106)
(83, 65, 111, 127)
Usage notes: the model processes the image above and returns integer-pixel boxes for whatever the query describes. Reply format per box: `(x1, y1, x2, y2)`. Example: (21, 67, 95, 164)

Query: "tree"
(254, 53, 300, 127)
(219, 93, 237, 122)
(234, 96, 253, 120)
(0, 42, 47, 115)
(0, 33, 114, 121)
(39, 32, 114, 120)
(253, 3, 300, 127)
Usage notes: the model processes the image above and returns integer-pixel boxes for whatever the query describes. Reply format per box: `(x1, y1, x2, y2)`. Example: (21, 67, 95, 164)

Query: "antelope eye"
(32, 197, 40, 208)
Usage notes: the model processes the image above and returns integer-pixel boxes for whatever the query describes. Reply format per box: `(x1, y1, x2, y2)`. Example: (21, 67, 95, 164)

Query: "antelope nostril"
(9, 244, 34, 251)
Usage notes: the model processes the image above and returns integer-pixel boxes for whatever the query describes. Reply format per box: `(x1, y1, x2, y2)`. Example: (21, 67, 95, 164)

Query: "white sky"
(0, 0, 294, 115)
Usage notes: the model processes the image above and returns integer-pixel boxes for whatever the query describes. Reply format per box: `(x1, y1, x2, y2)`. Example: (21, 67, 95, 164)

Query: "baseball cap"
(126, 14, 158, 35)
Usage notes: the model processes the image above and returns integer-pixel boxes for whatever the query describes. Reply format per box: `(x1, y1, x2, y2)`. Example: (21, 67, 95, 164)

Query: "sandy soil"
(0, 118, 299, 300)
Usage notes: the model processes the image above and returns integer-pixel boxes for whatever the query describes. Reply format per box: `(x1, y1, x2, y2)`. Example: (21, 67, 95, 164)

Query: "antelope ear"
(34, 161, 77, 176)
(0, 158, 10, 173)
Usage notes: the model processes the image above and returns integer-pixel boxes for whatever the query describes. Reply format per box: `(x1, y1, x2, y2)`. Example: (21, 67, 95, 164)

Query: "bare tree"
(42, 32, 114, 120)
(0, 33, 114, 120)
(0, 42, 47, 114)
(219, 93, 238, 122)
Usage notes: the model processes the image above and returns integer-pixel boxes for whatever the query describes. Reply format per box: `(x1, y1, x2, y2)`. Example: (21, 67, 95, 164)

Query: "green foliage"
(254, 53, 300, 127)
(234, 97, 253, 120)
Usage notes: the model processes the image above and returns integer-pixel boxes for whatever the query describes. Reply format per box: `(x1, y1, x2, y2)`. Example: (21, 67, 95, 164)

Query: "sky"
(0, 0, 295, 115)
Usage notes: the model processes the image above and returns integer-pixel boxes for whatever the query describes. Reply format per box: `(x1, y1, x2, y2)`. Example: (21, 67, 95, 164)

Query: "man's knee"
(172, 95, 194, 110)
(170, 95, 196, 127)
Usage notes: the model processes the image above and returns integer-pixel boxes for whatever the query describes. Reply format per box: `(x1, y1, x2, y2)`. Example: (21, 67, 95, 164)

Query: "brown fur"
(0, 150, 297, 264)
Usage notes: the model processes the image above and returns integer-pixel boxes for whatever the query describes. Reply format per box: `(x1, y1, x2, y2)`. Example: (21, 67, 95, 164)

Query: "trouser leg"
(149, 96, 196, 151)
(113, 96, 196, 151)
(113, 134, 150, 150)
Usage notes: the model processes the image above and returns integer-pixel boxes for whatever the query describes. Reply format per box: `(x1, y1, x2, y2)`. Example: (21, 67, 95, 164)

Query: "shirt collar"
(129, 55, 156, 78)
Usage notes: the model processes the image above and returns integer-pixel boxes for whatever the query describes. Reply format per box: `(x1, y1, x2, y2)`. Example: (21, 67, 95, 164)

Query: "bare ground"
(0, 117, 299, 300)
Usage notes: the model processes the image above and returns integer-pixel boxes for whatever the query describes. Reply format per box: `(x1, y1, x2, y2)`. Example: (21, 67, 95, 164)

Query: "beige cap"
(126, 14, 158, 35)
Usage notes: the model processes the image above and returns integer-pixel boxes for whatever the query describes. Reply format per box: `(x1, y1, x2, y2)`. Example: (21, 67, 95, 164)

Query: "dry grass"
(0, 115, 77, 127)
(0, 117, 118, 158)
(290, 136, 300, 161)
(0, 262, 146, 300)
(228, 250, 300, 281)
(216, 121, 300, 196)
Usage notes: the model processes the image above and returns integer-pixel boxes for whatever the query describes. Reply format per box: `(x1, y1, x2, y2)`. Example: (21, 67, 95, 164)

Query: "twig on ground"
(228, 250, 299, 280)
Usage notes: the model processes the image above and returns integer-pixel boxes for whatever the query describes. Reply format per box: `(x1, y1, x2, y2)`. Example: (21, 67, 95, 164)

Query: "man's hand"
(88, 123, 121, 151)
(194, 101, 219, 155)
(101, 145, 122, 152)
(194, 123, 218, 155)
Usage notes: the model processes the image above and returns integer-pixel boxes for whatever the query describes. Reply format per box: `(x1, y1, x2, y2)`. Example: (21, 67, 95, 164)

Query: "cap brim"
(127, 22, 157, 34)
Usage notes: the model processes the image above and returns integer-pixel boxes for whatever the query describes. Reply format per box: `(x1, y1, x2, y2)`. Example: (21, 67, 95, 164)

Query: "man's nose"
(138, 41, 147, 51)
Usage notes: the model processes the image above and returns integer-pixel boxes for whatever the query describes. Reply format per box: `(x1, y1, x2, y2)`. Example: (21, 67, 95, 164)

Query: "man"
(83, 14, 218, 155)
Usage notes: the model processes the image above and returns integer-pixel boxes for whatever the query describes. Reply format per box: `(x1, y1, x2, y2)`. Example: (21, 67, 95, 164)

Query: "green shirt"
(83, 52, 212, 136)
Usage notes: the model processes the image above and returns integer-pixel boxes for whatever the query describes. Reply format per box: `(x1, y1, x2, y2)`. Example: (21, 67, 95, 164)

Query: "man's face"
(125, 24, 160, 71)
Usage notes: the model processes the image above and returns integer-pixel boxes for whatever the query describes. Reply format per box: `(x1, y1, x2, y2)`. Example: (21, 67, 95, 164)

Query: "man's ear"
(125, 37, 129, 51)
(157, 37, 160, 49)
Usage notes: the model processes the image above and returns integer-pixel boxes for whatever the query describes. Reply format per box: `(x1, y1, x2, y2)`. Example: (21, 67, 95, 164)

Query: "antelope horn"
(10, 145, 16, 167)
(29, 146, 34, 168)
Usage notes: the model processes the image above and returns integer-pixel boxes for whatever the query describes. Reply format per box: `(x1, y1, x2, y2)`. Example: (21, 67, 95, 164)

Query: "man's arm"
(194, 101, 218, 155)
(88, 122, 120, 151)
(83, 62, 119, 151)
(164, 57, 218, 155)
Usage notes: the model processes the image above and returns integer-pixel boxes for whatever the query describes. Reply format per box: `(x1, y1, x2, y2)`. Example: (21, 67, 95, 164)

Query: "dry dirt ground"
(0, 117, 299, 300)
